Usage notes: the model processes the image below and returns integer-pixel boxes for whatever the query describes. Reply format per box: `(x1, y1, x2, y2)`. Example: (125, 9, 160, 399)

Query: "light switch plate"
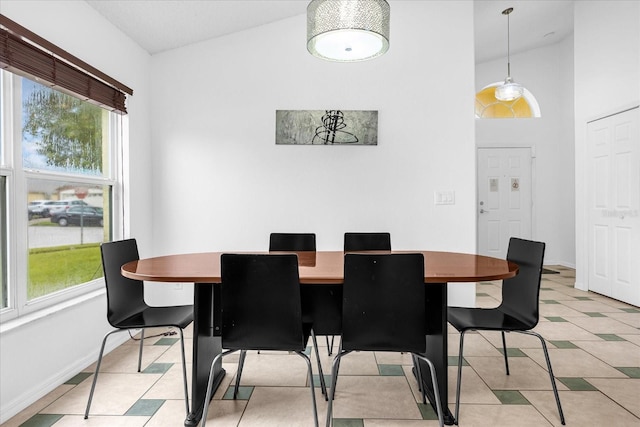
(434, 190, 455, 205)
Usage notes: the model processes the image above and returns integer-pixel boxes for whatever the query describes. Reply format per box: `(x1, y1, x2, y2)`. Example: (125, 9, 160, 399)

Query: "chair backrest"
(342, 253, 426, 353)
(100, 238, 147, 327)
(344, 232, 391, 251)
(269, 233, 316, 251)
(220, 254, 304, 351)
(499, 237, 546, 328)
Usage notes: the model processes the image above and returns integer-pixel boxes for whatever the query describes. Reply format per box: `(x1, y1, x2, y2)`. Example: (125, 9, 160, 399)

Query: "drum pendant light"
(307, 0, 390, 62)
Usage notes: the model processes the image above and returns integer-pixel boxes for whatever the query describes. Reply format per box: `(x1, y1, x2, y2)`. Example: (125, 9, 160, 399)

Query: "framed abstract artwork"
(275, 110, 378, 145)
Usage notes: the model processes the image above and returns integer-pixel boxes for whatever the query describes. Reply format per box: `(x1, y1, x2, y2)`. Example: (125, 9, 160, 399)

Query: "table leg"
(185, 283, 225, 427)
(418, 282, 455, 425)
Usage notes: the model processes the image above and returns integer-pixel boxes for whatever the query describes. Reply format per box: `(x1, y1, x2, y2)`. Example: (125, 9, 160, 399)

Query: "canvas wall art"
(276, 110, 378, 145)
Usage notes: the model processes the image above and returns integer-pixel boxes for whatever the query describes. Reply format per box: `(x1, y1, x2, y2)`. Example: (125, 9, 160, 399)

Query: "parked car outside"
(45, 200, 89, 216)
(28, 200, 50, 219)
(51, 206, 103, 227)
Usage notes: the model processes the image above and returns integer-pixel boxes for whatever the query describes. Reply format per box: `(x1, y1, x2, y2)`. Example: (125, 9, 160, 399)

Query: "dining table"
(121, 250, 518, 426)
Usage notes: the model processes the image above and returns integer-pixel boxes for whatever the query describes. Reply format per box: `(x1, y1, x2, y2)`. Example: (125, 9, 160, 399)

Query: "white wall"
(145, 1, 478, 306)
(475, 36, 576, 267)
(573, 1, 640, 290)
(0, 1, 152, 422)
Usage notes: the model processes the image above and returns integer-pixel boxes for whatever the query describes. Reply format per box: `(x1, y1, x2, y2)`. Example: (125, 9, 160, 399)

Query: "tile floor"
(3, 266, 640, 427)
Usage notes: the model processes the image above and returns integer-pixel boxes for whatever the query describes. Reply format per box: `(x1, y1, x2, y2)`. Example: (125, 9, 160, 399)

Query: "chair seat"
(448, 307, 532, 333)
(114, 305, 193, 330)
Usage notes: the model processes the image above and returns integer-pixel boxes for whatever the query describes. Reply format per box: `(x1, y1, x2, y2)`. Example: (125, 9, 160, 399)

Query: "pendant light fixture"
(307, 0, 390, 62)
(495, 7, 524, 101)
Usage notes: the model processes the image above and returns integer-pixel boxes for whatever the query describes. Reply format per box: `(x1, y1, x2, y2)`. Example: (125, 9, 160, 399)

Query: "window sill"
(0, 289, 105, 334)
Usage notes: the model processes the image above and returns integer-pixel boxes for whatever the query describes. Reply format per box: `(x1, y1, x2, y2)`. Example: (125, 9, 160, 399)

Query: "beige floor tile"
(366, 420, 441, 426)
(619, 334, 640, 347)
(447, 366, 501, 405)
(331, 375, 422, 420)
(144, 399, 192, 427)
(560, 300, 627, 314)
(586, 378, 640, 418)
(566, 316, 640, 335)
(538, 303, 589, 318)
(153, 337, 193, 364)
(530, 321, 601, 341)
(524, 390, 640, 427)
(201, 399, 247, 427)
(43, 372, 161, 416)
(456, 404, 553, 427)
(331, 350, 380, 376)
(475, 296, 500, 308)
(234, 352, 313, 387)
(606, 312, 640, 328)
(522, 348, 627, 378)
(238, 386, 324, 426)
(573, 340, 640, 367)
(83, 343, 169, 373)
(448, 332, 503, 357)
(538, 289, 579, 301)
(143, 363, 191, 401)
(0, 384, 75, 427)
(466, 356, 569, 390)
(374, 351, 416, 366)
(51, 415, 149, 426)
(477, 330, 547, 348)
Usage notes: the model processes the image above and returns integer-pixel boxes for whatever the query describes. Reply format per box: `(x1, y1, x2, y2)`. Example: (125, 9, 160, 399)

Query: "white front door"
(587, 107, 640, 306)
(477, 147, 532, 259)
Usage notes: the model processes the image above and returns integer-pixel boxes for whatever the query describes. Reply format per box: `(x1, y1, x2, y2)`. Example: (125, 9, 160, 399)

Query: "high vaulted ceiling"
(85, 0, 574, 63)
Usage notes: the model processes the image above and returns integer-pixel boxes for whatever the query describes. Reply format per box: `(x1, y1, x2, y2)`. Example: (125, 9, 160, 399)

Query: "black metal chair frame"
(85, 239, 192, 419)
(448, 237, 565, 425)
(326, 253, 444, 427)
(201, 253, 318, 427)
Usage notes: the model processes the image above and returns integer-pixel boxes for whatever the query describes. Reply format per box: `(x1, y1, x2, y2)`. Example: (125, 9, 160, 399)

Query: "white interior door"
(477, 147, 532, 259)
(587, 107, 640, 306)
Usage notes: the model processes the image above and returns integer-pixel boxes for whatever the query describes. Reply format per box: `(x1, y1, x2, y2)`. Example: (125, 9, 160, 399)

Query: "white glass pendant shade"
(495, 76, 524, 101)
(307, 0, 390, 62)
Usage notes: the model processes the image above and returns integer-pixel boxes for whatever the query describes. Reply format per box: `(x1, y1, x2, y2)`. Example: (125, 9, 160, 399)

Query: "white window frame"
(0, 70, 125, 323)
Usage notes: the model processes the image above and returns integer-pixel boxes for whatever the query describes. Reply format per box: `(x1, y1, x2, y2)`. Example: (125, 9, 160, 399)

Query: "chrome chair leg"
(234, 350, 247, 399)
(454, 331, 466, 425)
(311, 329, 328, 399)
(85, 329, 120, 419)
(202, 349, 237, 427)
(412, 354, 426, 404)
(519, 331, 566, 425)
(414, 354, 444, 427)
(326, 349, 349, 427)
(501, 331, 510, 375)
(295, 351, 319, 427)
(326, 335, 335, 356)
(177, 328, 190, 415)
(137, 328, 145, 372)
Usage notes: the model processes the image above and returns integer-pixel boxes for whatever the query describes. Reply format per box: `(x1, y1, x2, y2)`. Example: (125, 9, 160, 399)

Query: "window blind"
(0, 14, 132, 114)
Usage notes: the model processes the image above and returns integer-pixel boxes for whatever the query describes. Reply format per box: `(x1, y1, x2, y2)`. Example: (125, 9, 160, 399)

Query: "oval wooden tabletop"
(121, 250, 518, 284)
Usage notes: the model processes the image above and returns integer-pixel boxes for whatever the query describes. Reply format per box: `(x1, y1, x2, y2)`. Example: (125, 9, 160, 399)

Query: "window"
(0, 15, 130, 321)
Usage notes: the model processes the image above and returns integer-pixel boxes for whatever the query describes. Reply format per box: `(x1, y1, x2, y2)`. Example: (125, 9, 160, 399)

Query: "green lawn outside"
(28, 243, 103, 300)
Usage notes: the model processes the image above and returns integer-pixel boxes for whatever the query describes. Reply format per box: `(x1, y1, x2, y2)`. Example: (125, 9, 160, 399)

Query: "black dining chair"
(85, 239, 193, 419)
(326, 253, 444, 427)
(201, 254, 319, 427)
(447, 237, 565, 425)
(343, 232, 391, 252)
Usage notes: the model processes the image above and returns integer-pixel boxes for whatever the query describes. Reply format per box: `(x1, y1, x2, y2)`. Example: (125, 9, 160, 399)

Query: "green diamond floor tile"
(621, 308, 640, 313)
(448, 356, 470, 366)
(615, 367, 640, 378)
(314, 374, 332, 388)
(499, 348, 527, 357)
(585, 312, 606, 317)
(545, 316, 568, 322)
(476, 292, 490, 296)
(378, 364, 405, 376)
(333, 418, 364, 427)
(154, 337, 179, 346)
(143, 362, 174, 374)
(493, 390, 530, 405)
(64, 372, 92, 385)
(18, 414, 64, 427)
(223, 385, 254, 400)
(558, 377, 598, 391)
(418, 402, 440, 420)
(596, 334, 625, 341)
(541, 300, 561, 304)
(125, 399, 164, 416)
(549, 340, 579, 349)
(575, 296, 593, 301)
